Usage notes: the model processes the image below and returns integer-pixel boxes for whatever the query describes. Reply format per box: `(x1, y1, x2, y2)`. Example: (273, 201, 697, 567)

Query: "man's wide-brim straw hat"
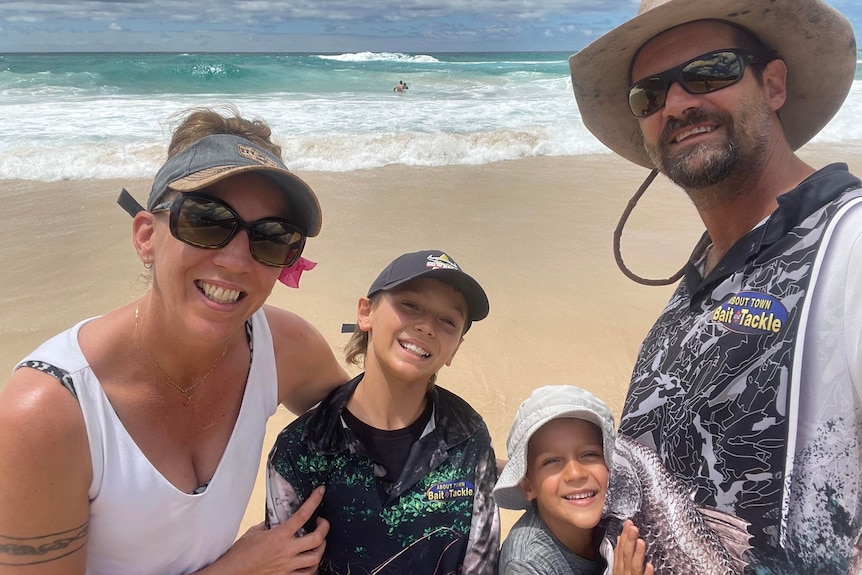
(568, 0, 857, 169)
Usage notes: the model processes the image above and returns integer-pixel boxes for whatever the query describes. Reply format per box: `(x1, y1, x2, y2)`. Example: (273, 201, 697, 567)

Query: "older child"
(493, 385, 653, 575)
(266, 250, 500, 574)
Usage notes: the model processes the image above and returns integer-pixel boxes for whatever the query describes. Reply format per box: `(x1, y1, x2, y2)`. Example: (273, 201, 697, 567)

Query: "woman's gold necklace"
(134, 306, 228, 406)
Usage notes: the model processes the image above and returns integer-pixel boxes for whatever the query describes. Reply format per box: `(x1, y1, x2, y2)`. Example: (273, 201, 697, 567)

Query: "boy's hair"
(492, 385, 616, 510)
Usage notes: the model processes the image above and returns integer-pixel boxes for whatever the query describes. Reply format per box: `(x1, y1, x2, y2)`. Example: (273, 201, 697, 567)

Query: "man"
(569, 0, 861, 572)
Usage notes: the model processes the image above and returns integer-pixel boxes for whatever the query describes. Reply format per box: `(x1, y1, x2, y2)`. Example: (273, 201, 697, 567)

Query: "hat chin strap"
(613, 169, 685, 286)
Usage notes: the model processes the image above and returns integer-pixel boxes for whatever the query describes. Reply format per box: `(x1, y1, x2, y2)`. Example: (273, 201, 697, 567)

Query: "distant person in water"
(394, 80, 409, 92)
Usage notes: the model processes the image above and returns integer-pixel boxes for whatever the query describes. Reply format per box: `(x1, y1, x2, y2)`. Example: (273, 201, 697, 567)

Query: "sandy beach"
(1, 144, 859, 537)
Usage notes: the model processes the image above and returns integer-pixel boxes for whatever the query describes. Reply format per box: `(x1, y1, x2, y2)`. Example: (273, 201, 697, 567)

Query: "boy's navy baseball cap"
(368, 250, 489, 326)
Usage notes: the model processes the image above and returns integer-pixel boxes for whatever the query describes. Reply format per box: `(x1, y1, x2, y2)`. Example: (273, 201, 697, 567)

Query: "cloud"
(6, 15, 44, 23)
(0, 0, 633, 26)
(1, 0, 635, 52)
(0, 0, 856, 53)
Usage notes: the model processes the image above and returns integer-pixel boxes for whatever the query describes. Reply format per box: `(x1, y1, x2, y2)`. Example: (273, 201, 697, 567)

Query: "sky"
(0, 0, 860, 54)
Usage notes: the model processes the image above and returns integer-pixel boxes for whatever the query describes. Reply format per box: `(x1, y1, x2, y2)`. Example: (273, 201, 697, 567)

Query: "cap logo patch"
(238, 144, 280, 168)
(425, 253, 460, 271)
(174, 165, 234, 185)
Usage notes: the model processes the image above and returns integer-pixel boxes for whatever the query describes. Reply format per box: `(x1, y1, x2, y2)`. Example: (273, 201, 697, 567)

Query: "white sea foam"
(317, 52, 440, 63)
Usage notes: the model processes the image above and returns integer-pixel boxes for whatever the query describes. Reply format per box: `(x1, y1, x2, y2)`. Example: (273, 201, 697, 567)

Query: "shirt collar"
(683, 163, 861, 304)
(302, 373, 481, 453)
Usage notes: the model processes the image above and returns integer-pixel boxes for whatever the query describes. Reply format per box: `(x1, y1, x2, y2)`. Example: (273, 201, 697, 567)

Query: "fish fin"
(599, 535, 616, 575)
(697, 505, 752, 573)
(598, 515, 624, 544)
(605, 444, 641, 519)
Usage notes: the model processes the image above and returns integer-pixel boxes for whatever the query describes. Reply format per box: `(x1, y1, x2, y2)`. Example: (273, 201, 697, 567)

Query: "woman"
(0, 107, 349, 574)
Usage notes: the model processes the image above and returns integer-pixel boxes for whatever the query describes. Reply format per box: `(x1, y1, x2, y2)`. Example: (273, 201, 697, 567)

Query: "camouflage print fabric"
(620, 164, 862, 574)
(499, 506, 605, 575)
(266, 374, 500, 575)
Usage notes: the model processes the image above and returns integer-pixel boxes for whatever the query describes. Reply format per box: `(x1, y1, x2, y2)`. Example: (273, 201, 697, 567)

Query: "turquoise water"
(1, 51, 860, 180)
(0, 52, 573, 95)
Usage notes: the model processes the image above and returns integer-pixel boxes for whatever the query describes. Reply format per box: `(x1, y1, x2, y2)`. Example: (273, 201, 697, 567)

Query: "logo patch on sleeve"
(712, 291, 788, 335)
(426, 480, 475, 501)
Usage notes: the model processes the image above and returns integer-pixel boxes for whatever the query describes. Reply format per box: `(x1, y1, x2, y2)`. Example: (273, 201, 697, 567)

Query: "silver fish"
(603, 434, 751, 574)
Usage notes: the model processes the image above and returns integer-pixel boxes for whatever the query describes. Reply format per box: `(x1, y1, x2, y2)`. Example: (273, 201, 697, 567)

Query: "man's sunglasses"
(627, 49, 767, 118)
(151, 192, 306, 268)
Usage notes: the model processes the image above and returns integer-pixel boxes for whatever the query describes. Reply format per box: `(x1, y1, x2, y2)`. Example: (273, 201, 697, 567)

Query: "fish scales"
(606, 435, 749, 574)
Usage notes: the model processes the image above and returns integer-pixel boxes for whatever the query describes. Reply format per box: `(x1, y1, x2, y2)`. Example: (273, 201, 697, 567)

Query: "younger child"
(266, 250, 500, 574)
(493, 385, 652, 575)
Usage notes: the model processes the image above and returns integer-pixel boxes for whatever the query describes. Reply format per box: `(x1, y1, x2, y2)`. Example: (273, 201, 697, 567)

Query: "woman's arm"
(264, 305, 349, 414)
(0, 370, 91, 575)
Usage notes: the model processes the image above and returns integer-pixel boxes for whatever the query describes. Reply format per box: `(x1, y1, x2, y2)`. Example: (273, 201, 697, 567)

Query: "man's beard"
(644, 104, 772, 209)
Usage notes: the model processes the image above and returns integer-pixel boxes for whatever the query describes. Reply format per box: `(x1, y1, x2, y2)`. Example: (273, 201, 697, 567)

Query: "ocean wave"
(0, 69, 114, 99)
(0, 126, 609, 180)
(317, 52, 440, 63)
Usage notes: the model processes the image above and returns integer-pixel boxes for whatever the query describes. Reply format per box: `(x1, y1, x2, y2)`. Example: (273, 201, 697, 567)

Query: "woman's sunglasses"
(151, 192, 306, 268)
(627, 49, 767, 118)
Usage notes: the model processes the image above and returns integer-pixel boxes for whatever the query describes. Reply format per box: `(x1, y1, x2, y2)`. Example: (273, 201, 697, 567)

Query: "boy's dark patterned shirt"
(266, 374, 500, 575)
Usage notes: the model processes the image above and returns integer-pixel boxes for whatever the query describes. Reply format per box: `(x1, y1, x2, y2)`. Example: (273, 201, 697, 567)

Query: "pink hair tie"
(278, 257, 317, 288)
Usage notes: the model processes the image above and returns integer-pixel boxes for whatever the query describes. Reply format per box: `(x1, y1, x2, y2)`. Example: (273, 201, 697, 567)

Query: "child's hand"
(613, 520, 655, 575)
